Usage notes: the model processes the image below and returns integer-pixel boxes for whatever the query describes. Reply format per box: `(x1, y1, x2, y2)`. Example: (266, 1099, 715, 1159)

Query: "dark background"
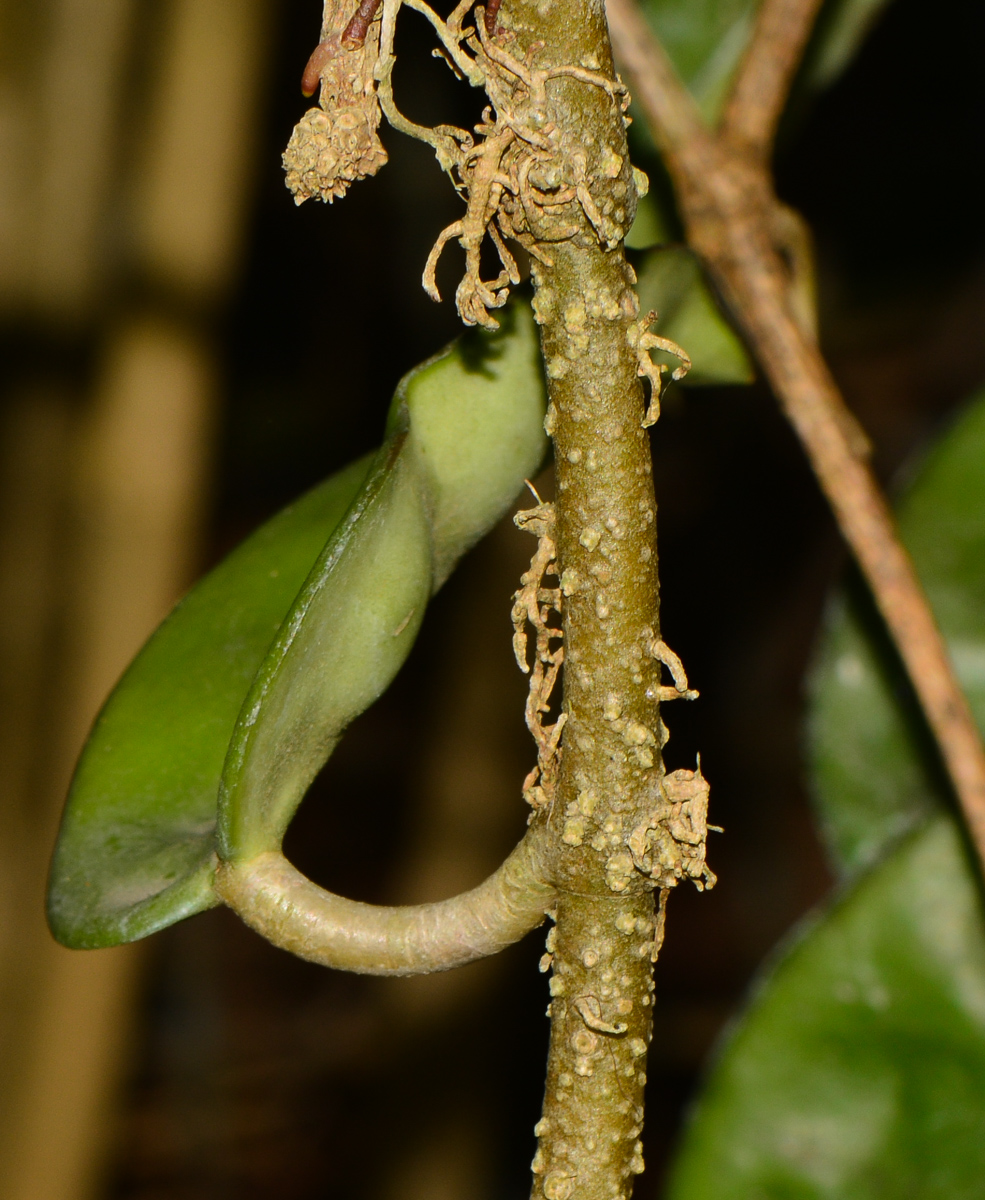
(37, 0, 985, 1194)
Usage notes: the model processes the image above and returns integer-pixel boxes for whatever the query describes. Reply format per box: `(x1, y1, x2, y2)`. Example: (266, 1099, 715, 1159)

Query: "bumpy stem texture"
(503, 1, 672, 1195)
(531, 241, 660, 1200)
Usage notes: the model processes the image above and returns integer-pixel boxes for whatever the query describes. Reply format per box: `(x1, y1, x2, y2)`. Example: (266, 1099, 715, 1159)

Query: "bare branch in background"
(722, 0, 826, 161)
(605, 0, 985, 871)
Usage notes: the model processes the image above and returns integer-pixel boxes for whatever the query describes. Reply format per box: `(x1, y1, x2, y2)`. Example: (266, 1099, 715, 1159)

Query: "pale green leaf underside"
(49, 305, 546, 947)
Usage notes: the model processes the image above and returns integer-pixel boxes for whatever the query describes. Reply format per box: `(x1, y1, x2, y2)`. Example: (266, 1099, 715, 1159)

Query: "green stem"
(507, 2, 670, 1194)
(531, 242, 662, 1200)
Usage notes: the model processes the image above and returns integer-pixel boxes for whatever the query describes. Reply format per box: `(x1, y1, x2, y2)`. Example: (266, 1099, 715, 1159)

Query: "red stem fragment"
(484, 0, 502, 35)
(342, 0, 384, 50)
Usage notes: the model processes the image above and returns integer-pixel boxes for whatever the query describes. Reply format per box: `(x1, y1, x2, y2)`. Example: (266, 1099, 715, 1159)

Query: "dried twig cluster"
(283, 0, 388, 203)
(511, 496, 566, 818)
(287, 0, 639, 328)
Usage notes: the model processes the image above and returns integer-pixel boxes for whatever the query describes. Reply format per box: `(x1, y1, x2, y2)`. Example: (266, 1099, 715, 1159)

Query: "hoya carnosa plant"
(49, 1, 712, 1198)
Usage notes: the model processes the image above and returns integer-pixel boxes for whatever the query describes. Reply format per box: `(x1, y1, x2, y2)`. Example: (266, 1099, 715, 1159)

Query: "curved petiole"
(215, 824, 556, 975)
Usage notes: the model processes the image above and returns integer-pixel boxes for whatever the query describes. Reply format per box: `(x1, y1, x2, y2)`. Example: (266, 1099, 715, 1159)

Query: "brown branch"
(605, 0, 985, 870)
(720, 0, 825, 159)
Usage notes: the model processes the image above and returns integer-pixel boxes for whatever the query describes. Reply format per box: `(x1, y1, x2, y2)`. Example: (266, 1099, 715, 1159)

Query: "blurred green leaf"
(637, 0, 758, 122)
(801, 0, 895, 92)
(667, 815, 985, 1200)
(809, 386, 985, 879)
(49, 305, 546, 946)
(636, 245, 754, 385)
(807, 590, 938, 881)
(626, 191, 676, 250)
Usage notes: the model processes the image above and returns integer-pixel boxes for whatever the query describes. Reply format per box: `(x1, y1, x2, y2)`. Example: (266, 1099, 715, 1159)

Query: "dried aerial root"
(611, 633, 716, 923)
(646, 633, 699, 702)
(628, 761, 718, 902)
(288, 0, 640, 323)
(630, 310, 691, 427)
(409, 4, 631, 326)
(284, 0, 388, 204)
(512, 492, 566, 817)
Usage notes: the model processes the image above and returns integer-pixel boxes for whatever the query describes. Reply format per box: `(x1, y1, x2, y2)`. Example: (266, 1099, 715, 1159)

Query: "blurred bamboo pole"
(0, 323, 215, 1200)
(0, 0, 271, 1196)
(0, 391, 74, 1144)
(30, 0, 134, 320)
(0, 0, 134, 321)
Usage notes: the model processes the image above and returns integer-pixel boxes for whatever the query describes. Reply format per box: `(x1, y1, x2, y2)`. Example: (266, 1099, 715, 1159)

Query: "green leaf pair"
(667, 386, 985, 1198)
(48, 305, 546, 949)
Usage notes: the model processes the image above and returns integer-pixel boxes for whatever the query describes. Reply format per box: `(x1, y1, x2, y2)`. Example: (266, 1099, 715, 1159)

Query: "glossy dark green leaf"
(48, 455, 372, 947)
(49, 305, 546, 945)
(636, 245, 753, 386)
(668, 386, 985, 1197)
(809, 386, 985, 878)
(219, 304, 547, 860)
(666, 816, 985, 1200)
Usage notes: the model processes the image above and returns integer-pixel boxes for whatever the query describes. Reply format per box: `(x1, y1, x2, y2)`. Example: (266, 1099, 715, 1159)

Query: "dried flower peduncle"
(284, 0, 388, 204)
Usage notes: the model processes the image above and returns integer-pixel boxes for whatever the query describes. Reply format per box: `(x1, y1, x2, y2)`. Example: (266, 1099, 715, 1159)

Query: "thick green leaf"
(668, 387, 985, 1197)
(809, 386, 985, 878)
(636, 245, 753, 386)
(666, 815, 985, 1200)
(48, 456, 372, 947)
(218, 304, 547, 860)
(217, 428, 432, 860)
(49, 305, 546, 945)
